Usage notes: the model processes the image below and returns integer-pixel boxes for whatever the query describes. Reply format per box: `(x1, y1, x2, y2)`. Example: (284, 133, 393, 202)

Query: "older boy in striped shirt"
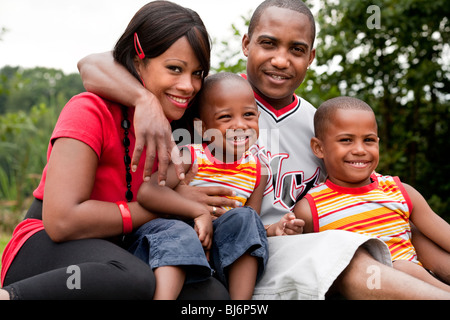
(294, 96, 450, 293)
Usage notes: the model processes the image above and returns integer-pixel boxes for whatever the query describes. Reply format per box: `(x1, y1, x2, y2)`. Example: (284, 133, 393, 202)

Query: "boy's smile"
(242, 6, 315, 110)
(198, 78, 260, 163)
(312, 109, 380, 188)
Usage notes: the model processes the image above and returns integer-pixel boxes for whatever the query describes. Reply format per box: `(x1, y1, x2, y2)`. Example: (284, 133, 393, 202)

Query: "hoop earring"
(134, 32, 145, 59)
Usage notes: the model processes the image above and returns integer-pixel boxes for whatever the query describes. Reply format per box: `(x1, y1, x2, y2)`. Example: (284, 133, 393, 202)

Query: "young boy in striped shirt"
(294, 96, 450, 292)
(134, 72, 268, 300)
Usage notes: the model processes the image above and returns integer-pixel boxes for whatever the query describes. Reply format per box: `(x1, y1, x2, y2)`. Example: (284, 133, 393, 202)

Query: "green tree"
(0, 103, 59, 231)
(0, 66, 84, 232)
(0, 66, 84, 114)
(313, 0, 450, 220)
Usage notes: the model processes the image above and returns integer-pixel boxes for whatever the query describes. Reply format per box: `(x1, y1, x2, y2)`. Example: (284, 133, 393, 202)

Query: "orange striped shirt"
(306, 173, 419, 264)
(186, 144, 260, 210)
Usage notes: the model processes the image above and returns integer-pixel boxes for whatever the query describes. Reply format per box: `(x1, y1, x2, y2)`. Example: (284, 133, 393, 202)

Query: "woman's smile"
(167, 93, 191, 109)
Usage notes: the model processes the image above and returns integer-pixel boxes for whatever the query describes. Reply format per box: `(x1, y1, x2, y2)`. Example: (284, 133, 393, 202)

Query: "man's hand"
(132, 95, 185, 185)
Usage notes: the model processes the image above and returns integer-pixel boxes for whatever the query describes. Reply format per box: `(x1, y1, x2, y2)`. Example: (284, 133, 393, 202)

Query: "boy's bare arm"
(292, 198, 314, 233)
(137, 149, 194, 217)
(404, 183, 450, 253)
(245, 175, 266, 214)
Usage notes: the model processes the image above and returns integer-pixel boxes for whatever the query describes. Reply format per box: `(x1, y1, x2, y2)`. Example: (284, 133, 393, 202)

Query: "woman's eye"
(168, 66, 182, 73)
(193, 70, 204, 78)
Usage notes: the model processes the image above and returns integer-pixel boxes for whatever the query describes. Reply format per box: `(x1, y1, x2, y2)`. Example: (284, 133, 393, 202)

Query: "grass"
(0, 202, 27, 271)
(0, 232, 11, 270)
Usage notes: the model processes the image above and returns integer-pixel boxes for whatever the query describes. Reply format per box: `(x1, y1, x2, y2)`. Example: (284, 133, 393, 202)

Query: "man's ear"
(310, 137, 324, 159)
(308, 48, 316, 68)
(242, 33, 250, 57)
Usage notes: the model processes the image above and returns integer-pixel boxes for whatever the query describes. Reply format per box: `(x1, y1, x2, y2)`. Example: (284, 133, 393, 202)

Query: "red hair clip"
(134, 32, 145, 59)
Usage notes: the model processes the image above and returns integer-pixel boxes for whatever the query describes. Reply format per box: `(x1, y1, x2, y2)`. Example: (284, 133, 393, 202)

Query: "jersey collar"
(240, 73, 300, 122)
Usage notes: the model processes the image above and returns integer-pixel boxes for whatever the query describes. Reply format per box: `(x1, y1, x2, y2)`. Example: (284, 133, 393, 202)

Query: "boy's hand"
(283, 213, 305, 235)
(268, 213, 305, 236)
(194, 211, 213, 253)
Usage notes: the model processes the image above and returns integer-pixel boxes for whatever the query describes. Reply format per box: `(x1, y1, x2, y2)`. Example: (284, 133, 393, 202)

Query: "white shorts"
(252, 230, 391, 300)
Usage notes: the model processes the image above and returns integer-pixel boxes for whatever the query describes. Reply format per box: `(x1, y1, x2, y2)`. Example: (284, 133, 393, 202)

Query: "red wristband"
(116, 201, 133, 234)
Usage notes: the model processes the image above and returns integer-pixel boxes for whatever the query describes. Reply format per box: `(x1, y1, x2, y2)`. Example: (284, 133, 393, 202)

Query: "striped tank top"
(306, 172, 419, 264)
(186, 144, 260, 210)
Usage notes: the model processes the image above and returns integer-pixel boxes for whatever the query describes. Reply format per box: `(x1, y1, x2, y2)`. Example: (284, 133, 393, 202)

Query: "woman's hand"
(266, 213, 305, 237)
(175, 164, 238, 216)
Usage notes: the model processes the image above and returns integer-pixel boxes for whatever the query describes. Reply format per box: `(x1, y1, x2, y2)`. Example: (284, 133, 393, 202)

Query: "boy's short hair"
(195, 72, 251, 118)
(248, 0, 316, 47)
(314, 96, 375, 139)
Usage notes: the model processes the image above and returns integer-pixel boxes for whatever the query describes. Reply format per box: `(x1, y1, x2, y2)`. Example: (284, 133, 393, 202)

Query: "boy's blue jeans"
(126, 206, 268, 286)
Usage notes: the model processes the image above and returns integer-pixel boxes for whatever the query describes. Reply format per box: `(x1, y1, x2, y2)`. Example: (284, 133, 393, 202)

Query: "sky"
(0, 0, 264, 74)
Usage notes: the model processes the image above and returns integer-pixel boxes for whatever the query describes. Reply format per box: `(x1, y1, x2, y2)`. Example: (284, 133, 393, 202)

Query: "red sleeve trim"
(394, 176, 414, 214)
(305, 194, 320, 233)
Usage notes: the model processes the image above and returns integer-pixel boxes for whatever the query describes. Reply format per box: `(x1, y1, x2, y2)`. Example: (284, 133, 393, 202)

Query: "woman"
(0, 1, 228, 300)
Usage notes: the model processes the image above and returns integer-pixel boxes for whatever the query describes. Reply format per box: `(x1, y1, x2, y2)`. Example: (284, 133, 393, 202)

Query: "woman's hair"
(113, 1, 211, 82)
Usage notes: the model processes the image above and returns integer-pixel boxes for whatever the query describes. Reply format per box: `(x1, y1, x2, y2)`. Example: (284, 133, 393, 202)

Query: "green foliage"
(0, 66, 84, 232)
(0, 104, 58, 228)
(0, 66, 84, 114)
(211, 14, 250, 75)
(0, 232, 10, 267)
